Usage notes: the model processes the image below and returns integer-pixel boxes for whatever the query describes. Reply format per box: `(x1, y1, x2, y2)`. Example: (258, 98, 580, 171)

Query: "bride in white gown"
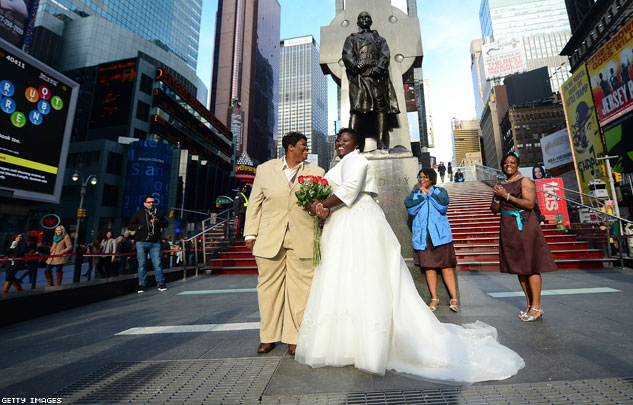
(295, 128, 525, 383)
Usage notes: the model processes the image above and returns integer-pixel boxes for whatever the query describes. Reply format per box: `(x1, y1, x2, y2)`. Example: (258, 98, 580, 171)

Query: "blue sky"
(196, 0, 483, 163)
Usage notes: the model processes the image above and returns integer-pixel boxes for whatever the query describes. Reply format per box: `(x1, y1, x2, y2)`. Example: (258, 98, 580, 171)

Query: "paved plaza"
(1, 267, 633, 403)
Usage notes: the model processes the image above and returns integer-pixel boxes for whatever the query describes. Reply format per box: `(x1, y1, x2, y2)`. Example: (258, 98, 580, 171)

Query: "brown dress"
(499, 179, 557, 275)
(413, 236, 457, 269)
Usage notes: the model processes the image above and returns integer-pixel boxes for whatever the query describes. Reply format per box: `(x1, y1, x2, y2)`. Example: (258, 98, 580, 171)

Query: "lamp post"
(71, 170, 97, 255)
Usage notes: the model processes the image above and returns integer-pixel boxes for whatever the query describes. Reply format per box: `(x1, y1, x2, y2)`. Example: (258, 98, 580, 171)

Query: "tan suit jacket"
(245, 158, 325, 259)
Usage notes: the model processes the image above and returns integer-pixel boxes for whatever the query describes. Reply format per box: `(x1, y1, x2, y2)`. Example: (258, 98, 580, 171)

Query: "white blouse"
(326, 150, 377, 206)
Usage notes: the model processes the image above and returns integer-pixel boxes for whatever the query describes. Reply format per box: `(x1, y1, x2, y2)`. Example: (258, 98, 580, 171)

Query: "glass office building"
(277, 36, 328, 168)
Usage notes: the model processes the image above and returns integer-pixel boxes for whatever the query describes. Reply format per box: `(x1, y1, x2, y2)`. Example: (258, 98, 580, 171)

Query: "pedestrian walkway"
(1, 267, 632, 403)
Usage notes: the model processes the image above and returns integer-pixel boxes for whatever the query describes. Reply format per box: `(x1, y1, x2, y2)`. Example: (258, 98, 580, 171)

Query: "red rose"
(321, 178, 328, 186)
(312, 176, 318, 183)
(298, 175, 304, 183)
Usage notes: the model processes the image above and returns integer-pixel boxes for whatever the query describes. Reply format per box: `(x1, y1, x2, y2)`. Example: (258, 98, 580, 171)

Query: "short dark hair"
(282, 132, 307, 152)
(502, 152, 520, 166)
(144, 196, 156, 203)
(422, 168, 437, 185)
(336, 127, 360, 144)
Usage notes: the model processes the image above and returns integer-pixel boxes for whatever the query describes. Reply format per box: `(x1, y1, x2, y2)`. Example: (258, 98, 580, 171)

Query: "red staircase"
(444, 181, 615, 271)
(208, 181, 615, 274)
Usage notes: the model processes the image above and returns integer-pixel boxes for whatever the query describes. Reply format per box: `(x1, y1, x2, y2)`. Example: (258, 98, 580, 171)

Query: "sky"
(196, 0, 483, 164)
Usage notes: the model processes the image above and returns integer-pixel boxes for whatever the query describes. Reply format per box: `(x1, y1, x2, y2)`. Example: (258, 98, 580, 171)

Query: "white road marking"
(116, 322, 260, 335)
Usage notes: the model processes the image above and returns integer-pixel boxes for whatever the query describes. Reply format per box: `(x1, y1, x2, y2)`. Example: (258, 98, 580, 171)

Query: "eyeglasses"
(145, 201, 156, 204)
(417, 175, 428, 179)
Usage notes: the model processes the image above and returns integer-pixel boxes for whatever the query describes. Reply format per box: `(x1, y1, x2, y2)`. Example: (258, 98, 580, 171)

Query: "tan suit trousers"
(256, 230, 314, 344)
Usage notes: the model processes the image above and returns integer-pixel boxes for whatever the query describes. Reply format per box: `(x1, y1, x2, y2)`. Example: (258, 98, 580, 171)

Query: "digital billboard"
(0, 37, 78, 203)
(587, 16, 633, 125)
(122, 140, 172, 217)
(0, 0, 34, 48)
(603, 116, 633, 173)
(89, 59, 136, 128)
(540, 128, 573, 170)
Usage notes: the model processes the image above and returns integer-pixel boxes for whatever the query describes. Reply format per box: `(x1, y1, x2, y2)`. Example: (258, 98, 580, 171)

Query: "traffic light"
(614, 172, 623, 183)
(77, 208, 87, 218)
(169, 210, 174, 218)
(602, 163, 608, 177)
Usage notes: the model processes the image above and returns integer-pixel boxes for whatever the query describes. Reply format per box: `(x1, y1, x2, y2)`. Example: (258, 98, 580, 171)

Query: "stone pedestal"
(368, 153, 418, 258)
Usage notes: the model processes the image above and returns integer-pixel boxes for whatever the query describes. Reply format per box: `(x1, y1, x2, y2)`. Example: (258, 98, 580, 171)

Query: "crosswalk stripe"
(488, 287, 620, 298)
(177, 288, 257, 295)
(115, 322, 260, 335)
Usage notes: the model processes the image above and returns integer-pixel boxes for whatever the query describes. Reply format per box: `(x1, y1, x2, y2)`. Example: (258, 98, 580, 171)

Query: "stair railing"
(181, 207, 234, 279)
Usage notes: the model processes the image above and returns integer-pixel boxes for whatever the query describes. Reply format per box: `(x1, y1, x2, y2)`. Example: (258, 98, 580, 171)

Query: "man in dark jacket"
(128, 196, 169, 292)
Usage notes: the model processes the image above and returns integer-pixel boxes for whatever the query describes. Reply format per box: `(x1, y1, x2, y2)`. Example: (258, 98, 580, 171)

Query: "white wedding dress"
(295, 150, 525, 383)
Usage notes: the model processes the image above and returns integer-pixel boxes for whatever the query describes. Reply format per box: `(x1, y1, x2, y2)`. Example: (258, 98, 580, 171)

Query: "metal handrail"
(537, 188, 631, 224)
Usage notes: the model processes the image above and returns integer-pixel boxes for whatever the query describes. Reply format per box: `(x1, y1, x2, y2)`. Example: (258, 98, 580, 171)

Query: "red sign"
(40, 213, 61, 229)
(535, 178, 570, 227)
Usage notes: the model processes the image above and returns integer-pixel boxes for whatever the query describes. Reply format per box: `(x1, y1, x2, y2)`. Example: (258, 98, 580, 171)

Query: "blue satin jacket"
(404, 186, 453, 250)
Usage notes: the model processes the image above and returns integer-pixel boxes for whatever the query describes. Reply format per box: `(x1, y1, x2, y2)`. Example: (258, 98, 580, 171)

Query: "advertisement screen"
(89, 59, 136, 128)
(560, 66, 609, 202)
(535, 178, 570, 227)
(587, 16, 633, 125)
(122, 140, 172, 217)
(0, 0, 33, 47)
(540, 128, 573, 169)
(603, 116, 633, 173)
(0, 38, 78, 202)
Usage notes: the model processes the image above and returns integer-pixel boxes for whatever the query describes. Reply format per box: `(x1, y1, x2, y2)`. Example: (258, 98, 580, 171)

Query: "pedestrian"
(160, 238, 171, 269)
(128, 196, 169, 292)
(437, 161, 446, 183)
(18, 235, 39, 285)
(454, 169, 464, 182)
(117, 231, 133, 275)
(2, 234, 26, 293)
(44, 226, 72, 286)
(492, 152, 557, 322)
(236, 187, 249, 239)
(447, 162, 453, 181)
(244, 131, 325, 355)
(97, 231, 117, 278)
(405, 168, 459, 312)
(83, 240, 101, 278)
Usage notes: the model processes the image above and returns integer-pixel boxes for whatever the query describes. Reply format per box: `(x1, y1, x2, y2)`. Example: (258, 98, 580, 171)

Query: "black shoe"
(137, 285, 146, 293)
(158, 284, 167, 291)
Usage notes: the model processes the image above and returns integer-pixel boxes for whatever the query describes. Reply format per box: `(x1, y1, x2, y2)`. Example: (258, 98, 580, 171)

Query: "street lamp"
(71, 170, 97, 255)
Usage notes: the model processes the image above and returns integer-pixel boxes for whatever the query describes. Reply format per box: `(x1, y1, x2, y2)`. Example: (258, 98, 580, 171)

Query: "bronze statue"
(342, 11, 400, 150)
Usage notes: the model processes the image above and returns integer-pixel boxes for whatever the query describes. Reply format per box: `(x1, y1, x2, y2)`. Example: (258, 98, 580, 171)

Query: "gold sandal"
(428, 298, 439, 312)
(449, 299, 459, 312)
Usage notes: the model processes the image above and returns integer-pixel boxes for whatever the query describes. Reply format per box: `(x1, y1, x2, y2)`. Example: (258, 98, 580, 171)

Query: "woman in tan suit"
(44, 225, 72, 286)
(244, 132, 325, 356)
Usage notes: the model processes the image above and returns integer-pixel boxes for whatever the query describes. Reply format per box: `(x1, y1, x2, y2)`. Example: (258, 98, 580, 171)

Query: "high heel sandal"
(449, 299, 459, 312)
(518, 306, 531, 319)
(428, 298, 439, 312)
(521, 307, 543, 322)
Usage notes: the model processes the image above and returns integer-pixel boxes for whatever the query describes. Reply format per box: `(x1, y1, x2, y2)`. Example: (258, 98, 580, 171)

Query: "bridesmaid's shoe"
(521, 307, 543, 322)
(449, 299, 459, 312)
(428, 298, 439, 312)
(518, 306, 531, 319)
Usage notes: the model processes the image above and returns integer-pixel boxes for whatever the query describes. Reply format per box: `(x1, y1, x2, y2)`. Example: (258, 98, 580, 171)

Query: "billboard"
(122, 140, 172, 217)
(89, 59, 136, 128)
(560, 66, 609, 202)
(482, 38, 527, 80)
(603, 115, 633, 173)
(0, 0, 34, 48)
(504, 67, 552, 106)
(0, 38, 78, 203)
(540, 128, 573, 169)
(587, 16, 633, 125)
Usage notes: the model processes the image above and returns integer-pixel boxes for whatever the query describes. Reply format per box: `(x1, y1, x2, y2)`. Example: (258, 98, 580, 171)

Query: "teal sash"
(501, 210, 526, 231)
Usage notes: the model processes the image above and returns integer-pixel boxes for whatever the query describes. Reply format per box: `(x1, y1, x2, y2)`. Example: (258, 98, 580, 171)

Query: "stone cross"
(320, 0, 423, 152)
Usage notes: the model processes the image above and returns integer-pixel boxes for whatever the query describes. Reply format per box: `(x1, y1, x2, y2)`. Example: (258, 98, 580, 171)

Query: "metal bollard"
(182, 239, 187, 281)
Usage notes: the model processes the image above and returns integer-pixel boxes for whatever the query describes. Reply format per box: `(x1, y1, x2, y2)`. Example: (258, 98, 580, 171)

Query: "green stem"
(313, 216, 320, 266)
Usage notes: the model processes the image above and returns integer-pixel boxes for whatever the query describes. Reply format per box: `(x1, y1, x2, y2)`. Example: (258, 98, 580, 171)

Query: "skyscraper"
(451, 119, 482, 167)
(28, 0, 205, 98)
(277, 36, 328, 168)
(209, 0, 281, 165)
(478, 0, 572, 93)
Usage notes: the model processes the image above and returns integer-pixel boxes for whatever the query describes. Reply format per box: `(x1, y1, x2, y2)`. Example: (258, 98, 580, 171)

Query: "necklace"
(503, 173, 523, 184)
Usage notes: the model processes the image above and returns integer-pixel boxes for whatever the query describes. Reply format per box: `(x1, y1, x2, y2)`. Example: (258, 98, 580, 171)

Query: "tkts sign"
(535, 178, 570, 227)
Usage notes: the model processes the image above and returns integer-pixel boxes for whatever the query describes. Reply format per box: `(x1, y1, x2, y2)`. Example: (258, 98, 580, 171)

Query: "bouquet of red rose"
(295, 175, 331, 265)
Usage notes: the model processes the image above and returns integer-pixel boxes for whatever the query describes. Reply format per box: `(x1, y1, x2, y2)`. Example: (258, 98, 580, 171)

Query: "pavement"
(1, 266, 633, 404)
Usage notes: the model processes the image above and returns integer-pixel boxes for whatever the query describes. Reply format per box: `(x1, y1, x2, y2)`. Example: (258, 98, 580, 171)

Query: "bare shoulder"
(521, 177, 535, 187)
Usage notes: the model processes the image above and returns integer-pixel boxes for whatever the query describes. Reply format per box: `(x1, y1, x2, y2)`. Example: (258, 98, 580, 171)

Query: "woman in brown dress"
(405, 168, 459, 312)
(491, 153, 557, 321)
